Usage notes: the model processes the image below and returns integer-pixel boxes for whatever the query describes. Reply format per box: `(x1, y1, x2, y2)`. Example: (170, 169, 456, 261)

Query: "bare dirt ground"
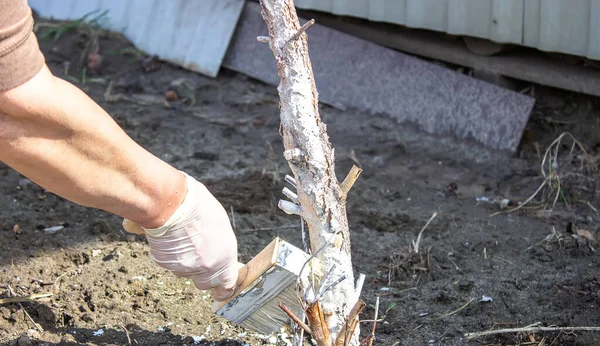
(1, 19, 599, 346)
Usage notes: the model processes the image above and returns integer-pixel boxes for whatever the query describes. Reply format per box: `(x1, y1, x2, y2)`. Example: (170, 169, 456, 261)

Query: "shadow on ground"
(6, 323, 242, 345)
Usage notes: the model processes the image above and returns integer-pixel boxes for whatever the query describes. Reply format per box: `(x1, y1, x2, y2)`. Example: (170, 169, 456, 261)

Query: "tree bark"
(258, 1, 361, 344)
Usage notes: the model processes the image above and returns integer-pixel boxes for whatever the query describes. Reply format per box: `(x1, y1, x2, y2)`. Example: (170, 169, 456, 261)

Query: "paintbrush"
(212, 237, 317, 334)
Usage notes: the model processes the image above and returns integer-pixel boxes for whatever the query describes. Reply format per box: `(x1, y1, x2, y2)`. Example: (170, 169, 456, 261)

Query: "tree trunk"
(258, 1, 362, 345)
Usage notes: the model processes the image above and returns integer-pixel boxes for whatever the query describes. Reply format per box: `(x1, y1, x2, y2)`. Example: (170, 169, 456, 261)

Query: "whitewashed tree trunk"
(258, 1, 362, 345)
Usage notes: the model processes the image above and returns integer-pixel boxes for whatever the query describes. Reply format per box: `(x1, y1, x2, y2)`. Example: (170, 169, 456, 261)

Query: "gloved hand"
(122, 172, 238, 301)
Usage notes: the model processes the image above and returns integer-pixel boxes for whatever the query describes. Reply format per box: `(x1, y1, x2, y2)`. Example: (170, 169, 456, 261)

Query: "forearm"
(0, 65, 186, 228)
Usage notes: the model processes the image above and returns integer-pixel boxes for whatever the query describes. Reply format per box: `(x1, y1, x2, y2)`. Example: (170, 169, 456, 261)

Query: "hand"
(123, 172, 238, 301)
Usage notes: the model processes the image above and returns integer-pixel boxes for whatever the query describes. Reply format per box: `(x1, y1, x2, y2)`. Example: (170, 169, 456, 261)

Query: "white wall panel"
(295, 0, 600, 59)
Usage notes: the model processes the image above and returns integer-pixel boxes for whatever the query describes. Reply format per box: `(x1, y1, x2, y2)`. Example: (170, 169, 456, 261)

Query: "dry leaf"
(576, 229, 596, 242)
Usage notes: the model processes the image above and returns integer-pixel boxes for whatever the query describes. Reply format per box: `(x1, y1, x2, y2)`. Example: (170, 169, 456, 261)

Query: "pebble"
(17, 335, 31, 346)
(26, 330, 39, 339)
(60, 334, 77, 343)
(481, 295, 493, 302)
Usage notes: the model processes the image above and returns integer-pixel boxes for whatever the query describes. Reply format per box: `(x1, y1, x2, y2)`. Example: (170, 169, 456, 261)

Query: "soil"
(1, 19, 600, 346)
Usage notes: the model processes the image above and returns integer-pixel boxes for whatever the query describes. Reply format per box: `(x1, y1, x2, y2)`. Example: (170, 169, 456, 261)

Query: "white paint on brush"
(216, 239, 312, 334)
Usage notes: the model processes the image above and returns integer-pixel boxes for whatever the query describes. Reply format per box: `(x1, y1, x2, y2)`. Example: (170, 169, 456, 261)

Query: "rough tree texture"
(258, 0, 358, 344)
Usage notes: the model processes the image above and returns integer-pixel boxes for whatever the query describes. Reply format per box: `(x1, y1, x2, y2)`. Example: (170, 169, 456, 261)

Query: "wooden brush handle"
(212, 238, 281, 311)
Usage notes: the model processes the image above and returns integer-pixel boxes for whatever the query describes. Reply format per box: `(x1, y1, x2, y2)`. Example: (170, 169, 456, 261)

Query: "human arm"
(0, 0, 238, 299)
(0, 64, 238, 299)
(0, 65, 187, 227)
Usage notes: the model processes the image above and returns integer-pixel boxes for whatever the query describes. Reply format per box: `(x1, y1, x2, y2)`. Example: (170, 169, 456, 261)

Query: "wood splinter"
(306, 300, 332, 346)
(282, 187, 299, 204)
(0, 293, 53, 305)
(285, 174, 297, 188)
(340, 165, 363, 196)
(257, 36, 270, 43)
(335, 299, 367, 346)
(279, 199, 302, 215)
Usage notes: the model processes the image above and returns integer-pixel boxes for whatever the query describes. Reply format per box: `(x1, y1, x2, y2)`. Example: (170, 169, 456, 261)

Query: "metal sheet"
(224, 3, 535, 152)
(590, 1, 600, 60)
(538, 0, 590, 56)
(28, 0, 245, 77)
(295, 0, 600, 59)
(406, 0, 448, 32)
(447, 0, 522, 44)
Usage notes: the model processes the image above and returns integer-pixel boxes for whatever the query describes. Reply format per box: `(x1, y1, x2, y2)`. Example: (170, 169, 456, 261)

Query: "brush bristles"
(239, 284, 301, 334)
(216, 267, 301, 334)
(215, 238, 313, 335)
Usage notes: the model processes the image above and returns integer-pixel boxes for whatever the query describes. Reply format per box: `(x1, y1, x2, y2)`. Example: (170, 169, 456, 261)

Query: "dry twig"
(53, 269, 78, 289)
(367, 297, 380, 346)
(0, 293, 53, 305)
(279, 302, 313, 335)
(120, 325, 133, 346)
(465, 324, 600, 340)
(7, 285, 43, 333)
(340, 165, 363, 196)
(436, 298, 475, 319)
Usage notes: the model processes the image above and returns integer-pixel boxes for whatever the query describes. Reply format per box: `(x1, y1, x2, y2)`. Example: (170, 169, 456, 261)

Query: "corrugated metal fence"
(295, 0, 600, 60)
(28, 0, 600, 66)
(28, 0, 244, 77)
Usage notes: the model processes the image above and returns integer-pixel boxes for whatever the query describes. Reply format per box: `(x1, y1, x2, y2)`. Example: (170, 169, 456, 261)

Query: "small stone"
(372, 156, 385, 167)
(26, 330, 39, 339)
(60, 334, 77, 343)
(165, 90, 179, 101)
(17, 335, 31, 346)
(18, 179, 32, 188)
(81, 313, 95, 322)
(87, 53, 103, 70)
(481, 295, 493, 302)
(142, 56, 161, 72)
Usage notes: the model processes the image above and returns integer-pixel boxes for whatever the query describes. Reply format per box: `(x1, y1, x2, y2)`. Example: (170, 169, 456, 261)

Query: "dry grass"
(387, 248, 431, 285)
(387, 213, 438, 285)
(524, 226, 596, 253)
(493, 132, 599, 216)
(35, 10, 108, 64)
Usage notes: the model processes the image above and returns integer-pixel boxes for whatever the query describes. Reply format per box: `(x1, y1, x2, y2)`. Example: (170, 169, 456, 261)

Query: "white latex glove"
(122, 172, 238, 301)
